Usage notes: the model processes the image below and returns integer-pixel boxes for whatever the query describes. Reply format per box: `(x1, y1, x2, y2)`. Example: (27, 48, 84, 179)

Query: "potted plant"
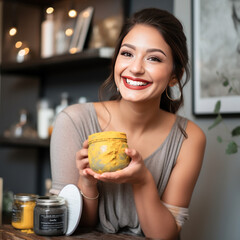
(208, 72, 240, 154)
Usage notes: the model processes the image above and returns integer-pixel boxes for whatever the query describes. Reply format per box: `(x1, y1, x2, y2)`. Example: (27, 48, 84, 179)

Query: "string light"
(15, 41, 22, 48)
(65, 28, 74, 37)
(9, 27, 17, 36)
(24, 47, 30, 55)
(18, 47, 30, 57)
(46, 7, 54, 14)
(68, 9, 77, 18)
(69, 47, 78, 54)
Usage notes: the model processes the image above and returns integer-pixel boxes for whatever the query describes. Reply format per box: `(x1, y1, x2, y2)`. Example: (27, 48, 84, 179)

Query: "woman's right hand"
(76, 139, 98, 189)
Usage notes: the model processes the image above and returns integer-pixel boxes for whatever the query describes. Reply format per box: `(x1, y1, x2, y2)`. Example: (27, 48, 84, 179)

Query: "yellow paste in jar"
(12, 199, 36, 229)
(88, 131, 131, 173)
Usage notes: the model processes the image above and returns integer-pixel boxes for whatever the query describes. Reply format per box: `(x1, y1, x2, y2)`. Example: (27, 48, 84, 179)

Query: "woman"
(50, 8, 206, 240)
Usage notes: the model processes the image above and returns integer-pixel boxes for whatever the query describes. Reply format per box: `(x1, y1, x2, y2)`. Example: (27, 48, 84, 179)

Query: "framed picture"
(192, 0, 240, 116)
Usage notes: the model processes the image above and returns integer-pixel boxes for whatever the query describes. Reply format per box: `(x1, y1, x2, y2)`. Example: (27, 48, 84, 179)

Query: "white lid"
(58, 184, 83, 236)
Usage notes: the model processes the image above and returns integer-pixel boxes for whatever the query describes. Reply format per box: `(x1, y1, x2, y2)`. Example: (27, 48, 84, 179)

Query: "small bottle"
(37, 99, 54, 139)
(12, 193, 38, 230)
(55, 92, 69, 115)
(6, 109, 37, 138)
(41, 11, 54, 58)
(12, 109, 28, 137)
(34, 196, 67, 236)
(78, 96, 87, 104)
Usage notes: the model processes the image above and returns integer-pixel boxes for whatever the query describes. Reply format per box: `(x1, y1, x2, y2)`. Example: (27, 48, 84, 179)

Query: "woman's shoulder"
(176, 118, 206, 170)
(53, 102, 96, 128)
(64, 102, 93, 113)
(170, 113, 205, 142)
(61, 102, 94, 119)
(185, 119, 206, 144)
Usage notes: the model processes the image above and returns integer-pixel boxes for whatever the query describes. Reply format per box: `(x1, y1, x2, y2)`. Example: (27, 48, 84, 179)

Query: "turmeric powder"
(88, 131, 130, 173)
(12, 194, 37, 230)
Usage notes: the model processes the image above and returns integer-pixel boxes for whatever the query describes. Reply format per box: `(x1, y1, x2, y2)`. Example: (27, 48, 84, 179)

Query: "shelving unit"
(0, 0, 123, 195)
(0, 136, 50, 148)
(0, 47, 114, 75)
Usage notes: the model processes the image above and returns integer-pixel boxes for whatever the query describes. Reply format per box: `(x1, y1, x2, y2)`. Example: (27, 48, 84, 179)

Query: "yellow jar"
(88, 131, 131, 173)
(12, 193, 37, 229)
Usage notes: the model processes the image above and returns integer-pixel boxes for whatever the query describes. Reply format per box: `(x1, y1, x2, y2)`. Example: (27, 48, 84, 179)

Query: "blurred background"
(0, 0, 239, 239)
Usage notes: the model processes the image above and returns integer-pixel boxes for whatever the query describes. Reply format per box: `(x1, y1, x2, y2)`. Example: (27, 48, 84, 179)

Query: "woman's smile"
(122, 76, 152, 90)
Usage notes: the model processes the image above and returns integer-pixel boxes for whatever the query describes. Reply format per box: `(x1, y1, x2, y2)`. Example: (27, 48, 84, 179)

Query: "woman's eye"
(120, 51, 132, 57)
(148, 56, 161, 62)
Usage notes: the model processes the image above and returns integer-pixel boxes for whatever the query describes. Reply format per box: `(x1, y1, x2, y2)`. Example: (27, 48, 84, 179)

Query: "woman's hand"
(76, 139, 98, 189)
(85, 148, 149, 185)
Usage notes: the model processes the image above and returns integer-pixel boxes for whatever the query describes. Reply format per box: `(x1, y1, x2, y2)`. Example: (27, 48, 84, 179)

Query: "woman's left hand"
(85, 148, 149, 185)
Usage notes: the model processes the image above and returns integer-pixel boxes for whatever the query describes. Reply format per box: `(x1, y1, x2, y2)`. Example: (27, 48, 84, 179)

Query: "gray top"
(50, 102, 188, 236)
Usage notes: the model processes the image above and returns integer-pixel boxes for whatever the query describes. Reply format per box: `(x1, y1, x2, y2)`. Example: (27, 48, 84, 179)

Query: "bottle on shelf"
(55, 92, 69, 115)
(37, 99, 54, 139)
(78, 96, 87, 104)
(3, 109, 37, 139)
(41, 8, 55, 58)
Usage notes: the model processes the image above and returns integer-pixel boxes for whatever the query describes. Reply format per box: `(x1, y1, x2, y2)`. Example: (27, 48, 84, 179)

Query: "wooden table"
(0, 225, 147, 240)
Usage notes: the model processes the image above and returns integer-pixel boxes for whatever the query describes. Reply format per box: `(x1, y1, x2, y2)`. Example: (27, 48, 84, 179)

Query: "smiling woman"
(50, 8, 206, 240)
(114, 24, 173, 102)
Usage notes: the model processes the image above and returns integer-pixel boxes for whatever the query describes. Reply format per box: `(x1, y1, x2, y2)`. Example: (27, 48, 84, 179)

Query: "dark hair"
(99, 8, 190, 113)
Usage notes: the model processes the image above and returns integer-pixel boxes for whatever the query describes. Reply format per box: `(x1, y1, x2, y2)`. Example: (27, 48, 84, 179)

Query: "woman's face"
(114, 24, 175, 103)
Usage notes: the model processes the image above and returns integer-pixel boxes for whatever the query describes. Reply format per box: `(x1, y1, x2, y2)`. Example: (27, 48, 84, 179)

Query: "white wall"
(174, 1, 240, 240)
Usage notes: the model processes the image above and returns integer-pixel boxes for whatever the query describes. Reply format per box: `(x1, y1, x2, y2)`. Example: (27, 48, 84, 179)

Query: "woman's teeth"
(126, 79, 147, 86)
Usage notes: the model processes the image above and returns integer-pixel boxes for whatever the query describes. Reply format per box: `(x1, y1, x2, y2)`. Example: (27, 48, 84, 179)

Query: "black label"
(39, 213, 65, 230)
(12, 207, 22, 223)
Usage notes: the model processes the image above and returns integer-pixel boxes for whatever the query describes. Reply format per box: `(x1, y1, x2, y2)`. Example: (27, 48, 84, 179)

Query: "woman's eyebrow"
(121, 43, 166, 57)
(121, 43, 136, 50)
(146, 48, 166, 57)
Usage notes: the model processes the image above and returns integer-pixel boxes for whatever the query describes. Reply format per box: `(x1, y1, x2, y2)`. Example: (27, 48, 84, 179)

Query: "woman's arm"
(76, 140, 99, 227)
(88, 149, 179, 239)
(50, 111, 82, 195)
(133, 121, 206, 239)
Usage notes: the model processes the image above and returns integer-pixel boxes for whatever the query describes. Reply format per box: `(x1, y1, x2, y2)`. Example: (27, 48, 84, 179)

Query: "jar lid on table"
(58, 184, 83, 236)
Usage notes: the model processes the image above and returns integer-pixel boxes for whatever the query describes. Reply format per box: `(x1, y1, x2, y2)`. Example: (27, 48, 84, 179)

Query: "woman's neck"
(112, 98, 165, 135)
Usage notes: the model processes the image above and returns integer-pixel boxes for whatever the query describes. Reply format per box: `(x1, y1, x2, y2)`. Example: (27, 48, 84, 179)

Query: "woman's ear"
(168, 77, 178, 87)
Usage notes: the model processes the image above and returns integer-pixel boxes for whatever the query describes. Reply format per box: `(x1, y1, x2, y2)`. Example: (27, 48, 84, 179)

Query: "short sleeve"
(49, 103, 101, 195)
(50, 110, 84, 194)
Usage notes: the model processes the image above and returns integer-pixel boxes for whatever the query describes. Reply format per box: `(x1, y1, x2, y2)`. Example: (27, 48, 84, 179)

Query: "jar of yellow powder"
(88, 131, 131, 173)
(12, 193, 37, 230)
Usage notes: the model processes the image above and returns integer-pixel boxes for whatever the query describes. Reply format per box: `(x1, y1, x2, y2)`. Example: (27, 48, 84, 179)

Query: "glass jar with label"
(12, 193, 38, 229)
(34, 196, 67, 236)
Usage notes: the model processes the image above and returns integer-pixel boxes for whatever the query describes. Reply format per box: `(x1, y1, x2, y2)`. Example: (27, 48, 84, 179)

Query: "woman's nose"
(129, 57, 145, 75)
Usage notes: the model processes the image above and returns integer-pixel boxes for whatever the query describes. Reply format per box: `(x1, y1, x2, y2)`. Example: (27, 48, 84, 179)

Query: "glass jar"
(12, 193, 37, 229)
(34, 196, 67, 236)
(88, 131, 131, 173)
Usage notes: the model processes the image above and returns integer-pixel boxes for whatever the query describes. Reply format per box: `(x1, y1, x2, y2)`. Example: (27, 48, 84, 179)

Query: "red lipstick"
(122, 76, 152, 90)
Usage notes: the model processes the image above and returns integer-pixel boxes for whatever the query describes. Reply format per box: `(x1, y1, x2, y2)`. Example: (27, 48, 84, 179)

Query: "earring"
(117, 87, 119, 92)
(165, 85, 181, 101)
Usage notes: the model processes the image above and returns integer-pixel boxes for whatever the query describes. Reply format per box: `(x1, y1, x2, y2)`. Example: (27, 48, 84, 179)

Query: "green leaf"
(228, 87, 233, 93)
(217, 136, 222, 143)
(231, 126, 240, 137)
(223, 79, 229, 87)
(208, 114, 222, 130)
(214, 100, 221, 114)
(225, 141, 238, 154)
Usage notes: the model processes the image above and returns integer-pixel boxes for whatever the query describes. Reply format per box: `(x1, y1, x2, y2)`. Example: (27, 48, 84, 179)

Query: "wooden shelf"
(0, 47, 114, 75)
(0, 136, 50, 148)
